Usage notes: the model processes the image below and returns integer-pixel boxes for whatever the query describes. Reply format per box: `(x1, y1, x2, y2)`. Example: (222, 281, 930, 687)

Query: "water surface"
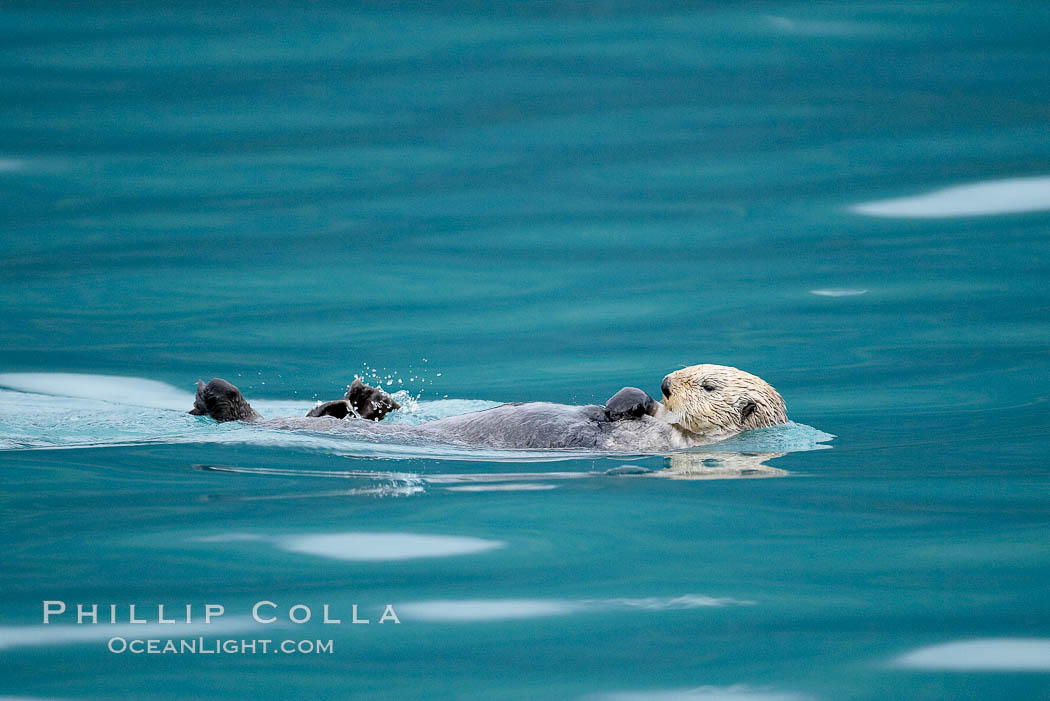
(2, 2, 1050, 699)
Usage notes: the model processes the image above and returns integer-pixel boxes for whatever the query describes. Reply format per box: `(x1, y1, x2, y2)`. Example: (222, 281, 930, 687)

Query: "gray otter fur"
(189, 364, 788, 452)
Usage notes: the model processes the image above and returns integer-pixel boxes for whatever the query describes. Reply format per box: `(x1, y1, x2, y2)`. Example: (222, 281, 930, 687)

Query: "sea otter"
(188, 364, 788, 452)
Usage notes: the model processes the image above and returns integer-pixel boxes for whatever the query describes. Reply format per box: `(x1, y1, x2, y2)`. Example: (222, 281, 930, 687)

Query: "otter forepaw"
(604, 387, 656, 421)
(305, 399, 354, 419)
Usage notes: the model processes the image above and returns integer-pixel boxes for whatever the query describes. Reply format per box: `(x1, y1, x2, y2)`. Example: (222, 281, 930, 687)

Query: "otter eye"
(702, 383, 717, 392)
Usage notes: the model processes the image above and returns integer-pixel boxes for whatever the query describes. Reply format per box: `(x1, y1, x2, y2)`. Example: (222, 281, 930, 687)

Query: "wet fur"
(190, 367, 788, 452)
(660, 364, 787, 438)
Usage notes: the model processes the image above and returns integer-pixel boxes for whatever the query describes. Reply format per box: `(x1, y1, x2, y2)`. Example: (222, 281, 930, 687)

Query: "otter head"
(189, 378, 261, 423)
(660, 364, 787, 437)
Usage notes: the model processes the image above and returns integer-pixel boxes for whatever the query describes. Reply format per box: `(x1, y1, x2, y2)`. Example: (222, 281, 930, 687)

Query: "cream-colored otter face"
(660, 364, 788, 437)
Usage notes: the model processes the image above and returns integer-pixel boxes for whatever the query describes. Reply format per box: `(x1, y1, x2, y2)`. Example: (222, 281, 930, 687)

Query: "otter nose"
(661, 376, 672, 399)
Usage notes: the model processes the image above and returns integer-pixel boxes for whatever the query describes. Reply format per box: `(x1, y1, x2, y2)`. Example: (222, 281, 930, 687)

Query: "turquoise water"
(2, 2, 1050, 699)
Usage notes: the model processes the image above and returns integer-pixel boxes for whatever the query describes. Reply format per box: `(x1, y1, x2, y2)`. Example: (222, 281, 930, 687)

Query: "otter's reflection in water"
(659, 452, 788, 480)
(197, 451, 789, 502)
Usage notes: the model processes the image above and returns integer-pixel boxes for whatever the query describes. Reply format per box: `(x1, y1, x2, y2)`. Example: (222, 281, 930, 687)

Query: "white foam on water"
(586, 687, 813, 701)
(0, 373, 193, 410)
(809, 289, 868, 297)
(0, 618, 257, 651)
(893, 638, 1050, 671)
(192, 531, 505, 560)
(852, 176, 1050, 218)
(275, 532, 506, 561)
(398, 594, 752, 623)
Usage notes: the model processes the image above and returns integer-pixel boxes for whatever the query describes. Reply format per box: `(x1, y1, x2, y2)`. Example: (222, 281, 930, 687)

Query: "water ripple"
(852, 175, 1050, 218)
(893, 638, 1050, 671)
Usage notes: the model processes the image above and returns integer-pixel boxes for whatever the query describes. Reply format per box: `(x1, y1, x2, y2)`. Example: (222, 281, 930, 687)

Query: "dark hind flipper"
(189, 378, 261, 422)
(306, 399, 354, 419)
(345, 379, 401, 421)
(604, 387, 656, 421)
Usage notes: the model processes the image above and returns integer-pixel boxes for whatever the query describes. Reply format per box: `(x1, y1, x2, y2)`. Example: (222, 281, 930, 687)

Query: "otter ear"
(739, 399, 758, 425)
